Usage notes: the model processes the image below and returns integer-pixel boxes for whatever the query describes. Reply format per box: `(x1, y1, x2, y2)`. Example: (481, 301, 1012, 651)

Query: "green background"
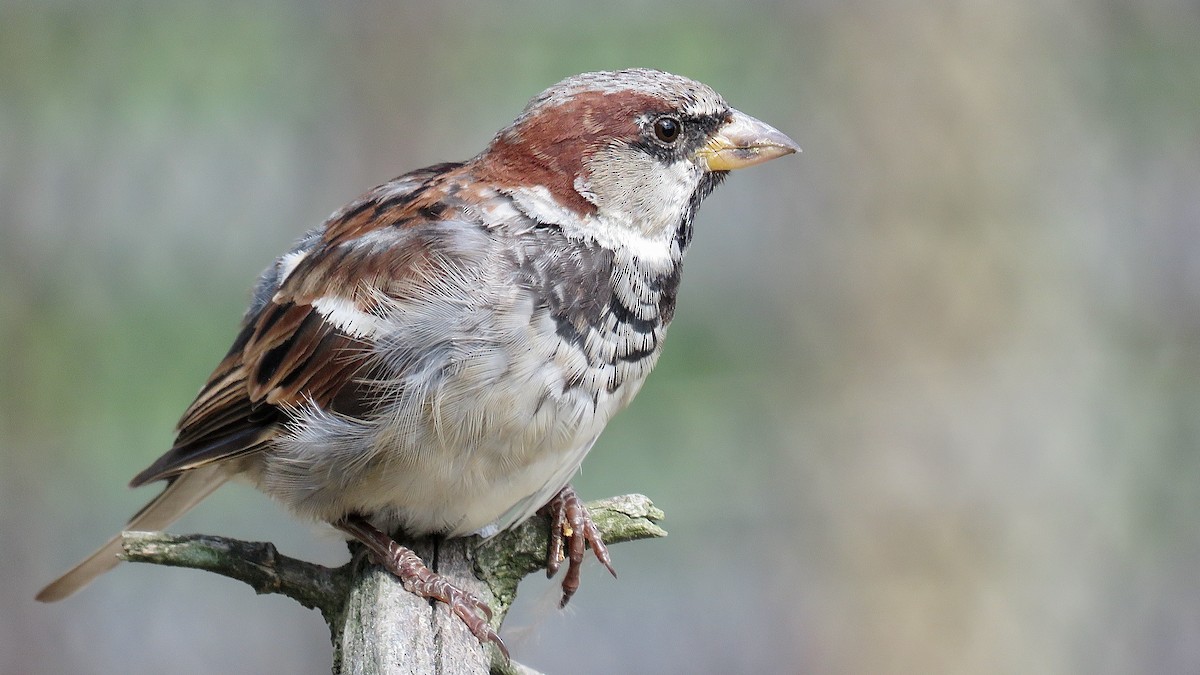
(4, 1, 1199, 673)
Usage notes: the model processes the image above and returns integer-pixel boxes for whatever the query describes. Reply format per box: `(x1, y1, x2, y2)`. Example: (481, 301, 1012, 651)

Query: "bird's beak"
(696, 109, 800, 172)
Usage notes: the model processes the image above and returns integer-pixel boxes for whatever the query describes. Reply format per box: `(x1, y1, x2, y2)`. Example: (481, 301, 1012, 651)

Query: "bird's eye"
(653, 117, 681, 143)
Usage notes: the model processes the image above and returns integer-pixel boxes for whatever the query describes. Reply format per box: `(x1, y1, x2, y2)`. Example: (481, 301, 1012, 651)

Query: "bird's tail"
(35, 464, 231, 602)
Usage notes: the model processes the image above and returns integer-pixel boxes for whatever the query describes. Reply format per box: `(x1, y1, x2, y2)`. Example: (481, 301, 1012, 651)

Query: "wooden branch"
(118, 494, 666, 675)
(119, 531, 352, 624)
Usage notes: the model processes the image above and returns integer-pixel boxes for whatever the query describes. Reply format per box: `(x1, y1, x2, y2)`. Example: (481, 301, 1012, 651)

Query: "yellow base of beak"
(697, 109, 800, 172)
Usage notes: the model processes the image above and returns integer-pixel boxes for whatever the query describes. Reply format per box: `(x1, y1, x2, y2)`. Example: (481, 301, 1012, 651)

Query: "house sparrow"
(37, 68, 798, 650)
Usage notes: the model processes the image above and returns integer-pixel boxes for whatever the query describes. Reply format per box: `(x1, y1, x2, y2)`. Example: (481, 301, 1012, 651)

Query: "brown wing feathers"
(41, 165, 472, 601)
(128, 163, 469, 489)
(129, 300, 371, 487)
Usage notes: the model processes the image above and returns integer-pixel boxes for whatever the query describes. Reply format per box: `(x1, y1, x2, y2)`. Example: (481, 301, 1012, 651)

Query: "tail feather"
(36, 464, 231, 602)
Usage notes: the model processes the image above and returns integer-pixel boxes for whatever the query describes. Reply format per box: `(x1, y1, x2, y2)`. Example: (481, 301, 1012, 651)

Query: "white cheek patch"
(639, 158, 702, 231)
(310, 295, 386, 339)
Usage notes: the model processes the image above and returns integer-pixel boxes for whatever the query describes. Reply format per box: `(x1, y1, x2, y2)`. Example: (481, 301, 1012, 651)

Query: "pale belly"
(255, 323, 649, 537)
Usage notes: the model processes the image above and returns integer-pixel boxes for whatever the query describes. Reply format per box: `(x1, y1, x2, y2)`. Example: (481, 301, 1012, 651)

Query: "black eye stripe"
(631, 112, 726, 164)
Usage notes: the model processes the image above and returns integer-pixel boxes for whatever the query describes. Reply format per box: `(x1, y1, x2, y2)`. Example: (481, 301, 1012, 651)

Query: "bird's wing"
(130, 162, 476, 487)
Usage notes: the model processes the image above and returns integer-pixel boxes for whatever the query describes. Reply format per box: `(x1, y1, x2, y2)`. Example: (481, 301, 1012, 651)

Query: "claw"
(546, 495, 568, 578)
(539, 485, 617, 607)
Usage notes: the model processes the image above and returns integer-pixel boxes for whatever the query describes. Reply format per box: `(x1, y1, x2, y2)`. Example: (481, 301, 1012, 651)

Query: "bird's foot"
(541, 484, 617, 607)
(334, 515, 507, 659)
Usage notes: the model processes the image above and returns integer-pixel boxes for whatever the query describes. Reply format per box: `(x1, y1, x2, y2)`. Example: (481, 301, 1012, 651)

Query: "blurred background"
(3, 1, 1199, 673)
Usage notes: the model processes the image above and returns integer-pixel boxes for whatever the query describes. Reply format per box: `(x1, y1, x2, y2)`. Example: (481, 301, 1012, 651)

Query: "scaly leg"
(541, 485, 617, 607)
(334, 515, 507, 659)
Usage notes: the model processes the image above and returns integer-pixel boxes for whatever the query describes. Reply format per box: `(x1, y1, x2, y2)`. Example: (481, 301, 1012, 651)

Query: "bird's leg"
(333, 514, 506, 658)
(540, 484, 617, 607)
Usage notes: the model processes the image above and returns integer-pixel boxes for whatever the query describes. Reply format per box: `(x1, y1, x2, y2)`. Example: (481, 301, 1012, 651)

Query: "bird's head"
(475, 69, 799, 259)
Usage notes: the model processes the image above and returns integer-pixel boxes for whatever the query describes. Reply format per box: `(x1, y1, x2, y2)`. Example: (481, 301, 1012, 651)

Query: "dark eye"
(653, 116, 681, 143)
